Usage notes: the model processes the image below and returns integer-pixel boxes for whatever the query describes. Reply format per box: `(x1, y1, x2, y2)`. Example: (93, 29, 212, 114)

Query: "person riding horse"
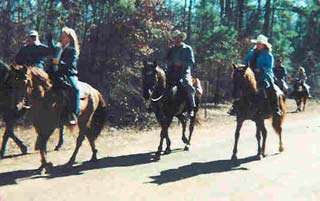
(15, 30, 51, 70)
(166, 30, 196, 117)
(294, 66, 311, 98)
(229, 34, 282, 117)
(50, 27, 81, 125)
(273, 58, 288, 95)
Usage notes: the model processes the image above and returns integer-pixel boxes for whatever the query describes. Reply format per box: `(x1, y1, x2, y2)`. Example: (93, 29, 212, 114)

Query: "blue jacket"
(15, 43, 51, 69)
(243, 48, 274, 88)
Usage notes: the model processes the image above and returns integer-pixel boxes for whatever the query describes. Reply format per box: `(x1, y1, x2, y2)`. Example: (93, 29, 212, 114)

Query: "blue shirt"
(243, 48, 274, 88)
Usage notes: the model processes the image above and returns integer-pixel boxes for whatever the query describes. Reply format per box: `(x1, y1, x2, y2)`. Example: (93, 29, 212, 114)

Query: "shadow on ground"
(0, 148, 185, 187)
(149, 155, 259, 185)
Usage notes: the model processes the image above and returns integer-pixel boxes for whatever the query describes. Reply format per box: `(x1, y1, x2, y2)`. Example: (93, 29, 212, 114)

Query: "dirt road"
(0, 100, 319, 201)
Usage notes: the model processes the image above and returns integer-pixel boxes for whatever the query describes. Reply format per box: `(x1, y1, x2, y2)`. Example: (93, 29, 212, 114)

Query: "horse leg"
(54, 123, 64, 151)
(6, 122, 27, 155)
(67, 131, 86, 165)
(261, 121, 267, 157)
(37, 134, 52, 172)
(231, 119, 244, 161)
(0, 129, 10, 158)
(164, 118, 173, 155)
(86, 133, 98, 162)
(302, 97, 307, 111)
(177, 115, 188, 145)
(255, 121, 262, 159)
(184, 114, 196, 151)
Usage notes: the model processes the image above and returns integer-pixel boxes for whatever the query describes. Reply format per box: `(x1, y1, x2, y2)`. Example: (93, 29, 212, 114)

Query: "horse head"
(231, 63, 257, 99)
(142, 60, 166, 101)
(6, 64, 33, 112)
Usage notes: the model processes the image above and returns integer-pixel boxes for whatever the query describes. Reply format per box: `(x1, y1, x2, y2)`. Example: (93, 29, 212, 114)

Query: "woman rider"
(52, 27, 81, 125)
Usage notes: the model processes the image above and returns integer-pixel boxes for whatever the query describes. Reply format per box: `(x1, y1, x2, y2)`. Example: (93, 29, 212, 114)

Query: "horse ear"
(232, 63, 237, 70)
(153, 60, 158, 68)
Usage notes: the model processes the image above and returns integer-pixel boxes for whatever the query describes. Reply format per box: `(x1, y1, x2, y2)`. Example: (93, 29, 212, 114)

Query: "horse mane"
(29, 67, 52, 92)
(243, 67, 258, 93)
(155, 65, 166, 89)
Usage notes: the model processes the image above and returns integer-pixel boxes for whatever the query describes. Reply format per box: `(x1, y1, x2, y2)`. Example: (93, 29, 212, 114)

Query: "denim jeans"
(67, 75, 80, 116)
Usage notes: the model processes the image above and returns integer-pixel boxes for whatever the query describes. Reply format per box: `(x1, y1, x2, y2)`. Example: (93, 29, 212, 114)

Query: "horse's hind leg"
(86, 133, 98, 162)
(302, 97, 307, 111)
(177, 115, 188, 145)
(231, 119, 244, 161)
(54, 123, 64, 151)
(67, 130, 86, 165)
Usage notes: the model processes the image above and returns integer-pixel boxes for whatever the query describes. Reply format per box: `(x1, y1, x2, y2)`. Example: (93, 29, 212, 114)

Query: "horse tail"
(91, 92, 107, 139)
(272, 95, 286, 134)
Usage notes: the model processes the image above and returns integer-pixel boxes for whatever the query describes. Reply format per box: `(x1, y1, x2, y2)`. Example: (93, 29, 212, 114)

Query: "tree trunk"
(237, 0, 244, 38)
(263, 0, 271, 36)
(187, 0, 193, 43)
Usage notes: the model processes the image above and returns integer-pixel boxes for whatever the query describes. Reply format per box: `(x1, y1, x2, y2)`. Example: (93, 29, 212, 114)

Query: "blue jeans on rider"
(68, 75, 80, 116)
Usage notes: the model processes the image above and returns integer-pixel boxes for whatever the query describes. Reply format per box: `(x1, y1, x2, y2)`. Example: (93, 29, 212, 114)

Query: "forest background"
(0, 0, 319, 126)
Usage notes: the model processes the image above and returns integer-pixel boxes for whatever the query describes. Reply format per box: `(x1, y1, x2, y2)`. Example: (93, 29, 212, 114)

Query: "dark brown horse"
(8, 65, 106, 171)
(231, 64, 286, 161)
(291, 80, 308, 112)
(142, 61, 202, 159)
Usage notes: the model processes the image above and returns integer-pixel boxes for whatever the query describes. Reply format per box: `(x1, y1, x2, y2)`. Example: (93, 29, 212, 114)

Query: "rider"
(295, 66, 311, 98)
(15, 30, 50, 70)
(273, 58, 288, 94)
(229, 34, 282, 117)
(166, 30, 196, 117)
(52, 27, 81, 125)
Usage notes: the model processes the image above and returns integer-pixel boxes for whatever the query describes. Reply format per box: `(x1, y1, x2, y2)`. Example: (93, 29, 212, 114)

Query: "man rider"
(166, 30, 196, 117)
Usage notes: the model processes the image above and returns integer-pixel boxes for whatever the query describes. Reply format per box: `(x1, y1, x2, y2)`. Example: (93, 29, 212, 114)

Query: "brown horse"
(231, 64, 286, 161)
(8, 65, 106, 171)
(291, 81, 308, 112)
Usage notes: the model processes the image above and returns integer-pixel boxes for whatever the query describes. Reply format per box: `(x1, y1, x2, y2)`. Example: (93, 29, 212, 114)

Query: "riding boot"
(269, 89, 282, 117)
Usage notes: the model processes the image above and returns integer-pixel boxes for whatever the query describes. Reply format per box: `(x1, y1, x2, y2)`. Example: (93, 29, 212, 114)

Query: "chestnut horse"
(291, 80, 308, 112)
(8, 65, 106, 171)
(231, 64, 286, 161)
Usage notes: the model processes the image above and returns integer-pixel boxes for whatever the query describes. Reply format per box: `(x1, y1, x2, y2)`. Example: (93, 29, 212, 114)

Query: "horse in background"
(291, 79, 309, 112)
(231, 64, 286, 161)
(142, 61, 202, 159)
(8, 65, 106, 172)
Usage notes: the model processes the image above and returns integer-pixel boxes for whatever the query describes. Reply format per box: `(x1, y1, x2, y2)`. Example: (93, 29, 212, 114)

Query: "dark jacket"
(15, 43, 50, 69)
(59, 46, 78, 76)
(273, 66, 287, 81)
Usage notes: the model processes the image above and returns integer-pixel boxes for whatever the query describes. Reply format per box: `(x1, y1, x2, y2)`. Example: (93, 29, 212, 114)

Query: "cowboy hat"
(251, 34, 272, 51)
(171, 30, 187, 41)
(28, 30, 39, 37)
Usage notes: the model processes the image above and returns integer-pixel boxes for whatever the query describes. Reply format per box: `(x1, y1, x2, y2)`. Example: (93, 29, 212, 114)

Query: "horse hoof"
(184, 146, 189, 151)
(279, 147, 284, 152)
(182, 136, 188, 144)
(164, 149, 171, 155)
(54, 146, 60, 151)
(256, 154, 262, 160)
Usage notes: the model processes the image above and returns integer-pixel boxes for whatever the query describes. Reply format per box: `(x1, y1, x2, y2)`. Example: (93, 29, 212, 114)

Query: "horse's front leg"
(54, 123, 64, 151)
(261, 121, 268, 157)
(185, 113, 197, 151)
(177, 115, 188, 145)
(164, 117, 173, 155)
(255, 121, 262, 159)
(37, 135, 53, 173)
(231, 118, 244, 161)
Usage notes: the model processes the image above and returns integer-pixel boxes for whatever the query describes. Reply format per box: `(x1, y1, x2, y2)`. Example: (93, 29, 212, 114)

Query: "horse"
(291, 80, 308, 112)
(8, 65, 107, 171)
(0, 60, 66, 158)
(142, 61, 202, 159)
(231, 64, 286, 161)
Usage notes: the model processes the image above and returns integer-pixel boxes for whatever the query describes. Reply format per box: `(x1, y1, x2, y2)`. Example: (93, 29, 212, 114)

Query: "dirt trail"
(0, 100, 319, 201)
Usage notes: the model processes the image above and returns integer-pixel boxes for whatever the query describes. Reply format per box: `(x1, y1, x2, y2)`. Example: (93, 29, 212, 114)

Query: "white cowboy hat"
(250, 34, 272, 51)
(28, 30, 39, 37)
(171, 30, 187, 41)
